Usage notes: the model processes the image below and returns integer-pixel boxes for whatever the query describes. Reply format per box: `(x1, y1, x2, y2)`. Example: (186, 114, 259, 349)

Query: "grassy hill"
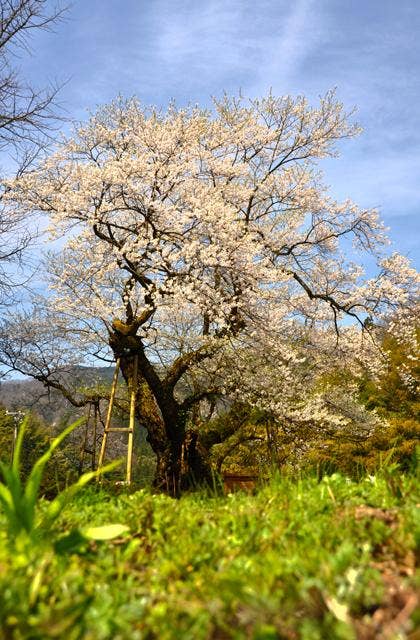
(0, 470, 418, 639)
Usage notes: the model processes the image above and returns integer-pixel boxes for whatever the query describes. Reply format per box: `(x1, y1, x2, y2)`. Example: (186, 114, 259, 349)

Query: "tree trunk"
(115, 350, 213, 496)
(150, 416, 214, 497)
(153, 440, 181, 496)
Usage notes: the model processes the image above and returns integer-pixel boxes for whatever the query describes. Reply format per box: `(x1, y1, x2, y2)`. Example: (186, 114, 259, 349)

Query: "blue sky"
(18, 0, 419, 265)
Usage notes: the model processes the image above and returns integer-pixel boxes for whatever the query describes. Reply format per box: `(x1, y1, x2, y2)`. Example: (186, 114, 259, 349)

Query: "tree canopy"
(1, 90, 418, 493)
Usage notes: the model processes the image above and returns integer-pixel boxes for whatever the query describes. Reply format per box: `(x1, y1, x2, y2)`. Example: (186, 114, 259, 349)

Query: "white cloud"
(151, 0, 323, 97)
(258, 0, 321, 89)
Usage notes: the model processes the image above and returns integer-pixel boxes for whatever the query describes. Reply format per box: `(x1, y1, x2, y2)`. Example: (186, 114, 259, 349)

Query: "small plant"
(0, 415, 120, 541)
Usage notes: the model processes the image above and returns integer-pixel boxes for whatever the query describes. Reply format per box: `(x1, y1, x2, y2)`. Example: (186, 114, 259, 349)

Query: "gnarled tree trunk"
(111, 336, 214, 497)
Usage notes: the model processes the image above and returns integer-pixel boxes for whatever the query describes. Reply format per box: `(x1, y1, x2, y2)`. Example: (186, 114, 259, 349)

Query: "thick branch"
(164, 346, 214, 391)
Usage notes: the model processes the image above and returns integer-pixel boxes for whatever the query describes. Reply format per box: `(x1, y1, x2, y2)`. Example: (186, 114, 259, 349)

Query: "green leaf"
(0, 482, 13, 514)
(1, 456, 22, 511)
(12, 415, 28, 475)
(0, 460, 19, 496)
(82, 524, 130, 540)
(24, 417, 85, 509)
(0, 460, 25, 533)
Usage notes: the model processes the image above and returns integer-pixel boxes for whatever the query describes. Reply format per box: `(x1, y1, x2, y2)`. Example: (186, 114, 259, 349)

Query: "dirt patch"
(351, 506, 418, 639)
(353, 506, 399, 525)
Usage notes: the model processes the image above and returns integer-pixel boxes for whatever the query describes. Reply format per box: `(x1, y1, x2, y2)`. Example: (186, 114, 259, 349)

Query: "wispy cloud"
(254, 0, 322, 91)
(150, 0, 323, 98)
(11, 0, 420, 264)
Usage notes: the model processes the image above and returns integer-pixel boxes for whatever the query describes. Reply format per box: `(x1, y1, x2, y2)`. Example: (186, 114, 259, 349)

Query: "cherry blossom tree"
(1, 91, 418, 494)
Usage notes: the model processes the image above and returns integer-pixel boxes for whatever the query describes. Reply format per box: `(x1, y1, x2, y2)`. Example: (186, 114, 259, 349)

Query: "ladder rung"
(105, 427, 133, 433)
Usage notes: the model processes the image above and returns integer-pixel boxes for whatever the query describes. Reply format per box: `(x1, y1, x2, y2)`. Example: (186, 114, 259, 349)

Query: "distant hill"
(0, 366, 115, 426)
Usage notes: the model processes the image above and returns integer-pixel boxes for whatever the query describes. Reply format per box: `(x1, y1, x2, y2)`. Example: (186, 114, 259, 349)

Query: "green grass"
(0, 471, 418, 639)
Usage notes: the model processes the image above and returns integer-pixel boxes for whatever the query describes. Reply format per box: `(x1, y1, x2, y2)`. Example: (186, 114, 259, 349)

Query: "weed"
(0, 416, 120, 543)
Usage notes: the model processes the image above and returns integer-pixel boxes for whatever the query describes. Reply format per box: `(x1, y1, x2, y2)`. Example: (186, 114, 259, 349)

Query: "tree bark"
(144, 403, 214, 497)
(110, 335, 213, 497)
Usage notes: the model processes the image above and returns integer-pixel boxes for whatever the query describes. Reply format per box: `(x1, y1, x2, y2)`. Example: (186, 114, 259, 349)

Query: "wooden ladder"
(97, 355, 138, 484)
